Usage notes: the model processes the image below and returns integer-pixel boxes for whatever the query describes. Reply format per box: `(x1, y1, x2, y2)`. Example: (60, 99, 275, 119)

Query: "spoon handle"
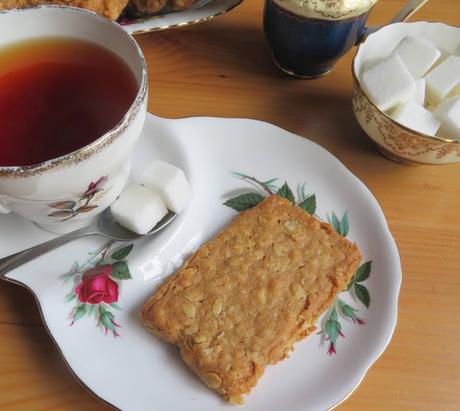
(0, 225, 97, 278)
(358, 0, 429, 43)
(389, 0, 429, 24)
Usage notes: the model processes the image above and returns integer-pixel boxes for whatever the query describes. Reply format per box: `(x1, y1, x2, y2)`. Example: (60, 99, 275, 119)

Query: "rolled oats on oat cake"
(140, 195, 361, 404)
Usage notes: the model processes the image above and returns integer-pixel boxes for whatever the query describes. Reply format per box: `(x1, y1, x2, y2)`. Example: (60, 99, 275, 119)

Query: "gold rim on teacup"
(0, 5, 148, 178)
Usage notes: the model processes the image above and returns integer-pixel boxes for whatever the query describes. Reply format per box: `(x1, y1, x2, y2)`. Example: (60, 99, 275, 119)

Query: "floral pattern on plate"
(59, 242, 134, 337)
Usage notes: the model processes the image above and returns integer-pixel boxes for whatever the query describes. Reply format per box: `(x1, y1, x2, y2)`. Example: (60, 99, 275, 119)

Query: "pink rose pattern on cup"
(59, 241, 133, 337)
(48, 176, 109, 221)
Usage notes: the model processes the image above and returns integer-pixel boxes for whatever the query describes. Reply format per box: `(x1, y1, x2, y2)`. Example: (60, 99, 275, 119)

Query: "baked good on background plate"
(0, 0, 201, 19)
(0, 0, 129, 19)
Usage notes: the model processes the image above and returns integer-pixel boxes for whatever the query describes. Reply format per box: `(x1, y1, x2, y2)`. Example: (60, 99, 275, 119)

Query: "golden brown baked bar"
(129, 0, 166, 14)
(0, 0, 129, 20)
(140, 195, 361, 403)
(172, 0, 198, 10)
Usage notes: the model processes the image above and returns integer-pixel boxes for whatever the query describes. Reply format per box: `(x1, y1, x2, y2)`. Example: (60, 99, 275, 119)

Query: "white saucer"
(0, 114, 401, 411)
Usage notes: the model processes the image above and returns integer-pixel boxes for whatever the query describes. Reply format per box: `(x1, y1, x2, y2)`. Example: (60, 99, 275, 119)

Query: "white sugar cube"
(391, 78, 426, 114)
(393, 35, 441, 77)
(425, 55, 460, 105)
(392, 100, 441, 136)
(360, 54, 416, 112)
(414, 78, 426, 105)
(141, 160, 192, 213)
(433, 96, 460, 139)
(361, 57, 384, 74)
(111, 184, 167, 235)
(431, 48, 451, 70)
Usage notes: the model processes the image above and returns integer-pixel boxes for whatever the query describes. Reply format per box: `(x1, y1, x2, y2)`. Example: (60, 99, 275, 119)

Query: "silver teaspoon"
(0, 209, 176, 278)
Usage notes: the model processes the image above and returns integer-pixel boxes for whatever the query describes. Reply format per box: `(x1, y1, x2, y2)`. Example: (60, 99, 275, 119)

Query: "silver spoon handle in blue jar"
(360, 0, 429, 42)
(389, 0, 430, 25)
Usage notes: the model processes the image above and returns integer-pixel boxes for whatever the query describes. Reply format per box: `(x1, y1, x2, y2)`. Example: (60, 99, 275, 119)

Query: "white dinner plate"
(0, 114, 401, 410)
(118, 0, 243, 35)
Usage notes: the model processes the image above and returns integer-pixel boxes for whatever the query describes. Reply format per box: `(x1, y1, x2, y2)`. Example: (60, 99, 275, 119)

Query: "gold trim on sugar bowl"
(351, 22, 460, 165)
(352, 79, 460, 165)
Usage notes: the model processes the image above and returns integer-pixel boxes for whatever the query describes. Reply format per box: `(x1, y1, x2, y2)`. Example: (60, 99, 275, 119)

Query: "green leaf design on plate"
(262, 178, 278, 186)
(73, 305, 86, 322)
(277, 182, 295, 203)
(325, 319, 341, 343)
(330, 212, 341, 234)
(224, 192, 265, 212)
(231, 171, 247, 179)
(330, 306, 338, 321)
(111, 244, 134, 260)
(111, 261, 132, 280)
(347, 260, 372, 290)
(88, 304, 97, 315)
(339, 212, 349, 237)
(330, 212, 349, 236)
(64, 293, 77, 302)
(98, 307, 117, 331)
(297, 182, 307, 202)
(339, 301, 359, 320)
(354, 261, 372, 283)
(110, 303, 122, 310)
(354, 283, 371, 308)
(298, 194, 316, 215)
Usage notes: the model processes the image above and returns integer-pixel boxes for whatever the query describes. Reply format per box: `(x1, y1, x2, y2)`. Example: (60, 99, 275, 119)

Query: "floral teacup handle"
(359, 0, 429, 42)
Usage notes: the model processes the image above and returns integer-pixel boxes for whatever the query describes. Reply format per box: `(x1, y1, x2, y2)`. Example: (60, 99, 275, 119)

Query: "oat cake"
(0, 0, 129, 19)
(140, 195, 362, 404)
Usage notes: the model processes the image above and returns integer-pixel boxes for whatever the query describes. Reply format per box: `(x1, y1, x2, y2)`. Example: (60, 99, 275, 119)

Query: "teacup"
(0, 6, 147, 233)
(263, 0, 428, 78)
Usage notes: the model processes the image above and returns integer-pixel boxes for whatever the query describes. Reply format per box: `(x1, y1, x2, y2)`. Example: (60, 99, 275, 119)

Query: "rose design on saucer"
(75, 265, 119, 305)
(48, 176, 109, 221)
(59, 242, 134, 337)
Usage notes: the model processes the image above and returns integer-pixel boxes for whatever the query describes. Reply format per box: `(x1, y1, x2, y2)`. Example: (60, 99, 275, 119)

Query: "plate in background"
(119, 0, 243, 35)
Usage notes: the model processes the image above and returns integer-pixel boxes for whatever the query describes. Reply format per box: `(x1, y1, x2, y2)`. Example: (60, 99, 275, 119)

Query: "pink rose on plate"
(75, 265, 118, 304)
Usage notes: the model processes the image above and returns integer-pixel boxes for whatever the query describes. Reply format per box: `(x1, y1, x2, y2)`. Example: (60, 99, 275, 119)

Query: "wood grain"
(1, 0, 460, 410)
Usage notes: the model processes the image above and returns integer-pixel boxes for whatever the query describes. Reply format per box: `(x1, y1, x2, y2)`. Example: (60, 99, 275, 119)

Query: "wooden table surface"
(1, 1, 460, 410)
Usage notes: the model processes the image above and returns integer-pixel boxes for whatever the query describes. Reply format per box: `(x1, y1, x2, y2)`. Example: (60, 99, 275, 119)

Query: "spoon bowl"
(97, 208, 176, 241)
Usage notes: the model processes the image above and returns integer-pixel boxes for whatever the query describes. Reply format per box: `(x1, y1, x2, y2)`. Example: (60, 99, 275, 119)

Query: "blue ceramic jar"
(263, 0, 374, 78)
